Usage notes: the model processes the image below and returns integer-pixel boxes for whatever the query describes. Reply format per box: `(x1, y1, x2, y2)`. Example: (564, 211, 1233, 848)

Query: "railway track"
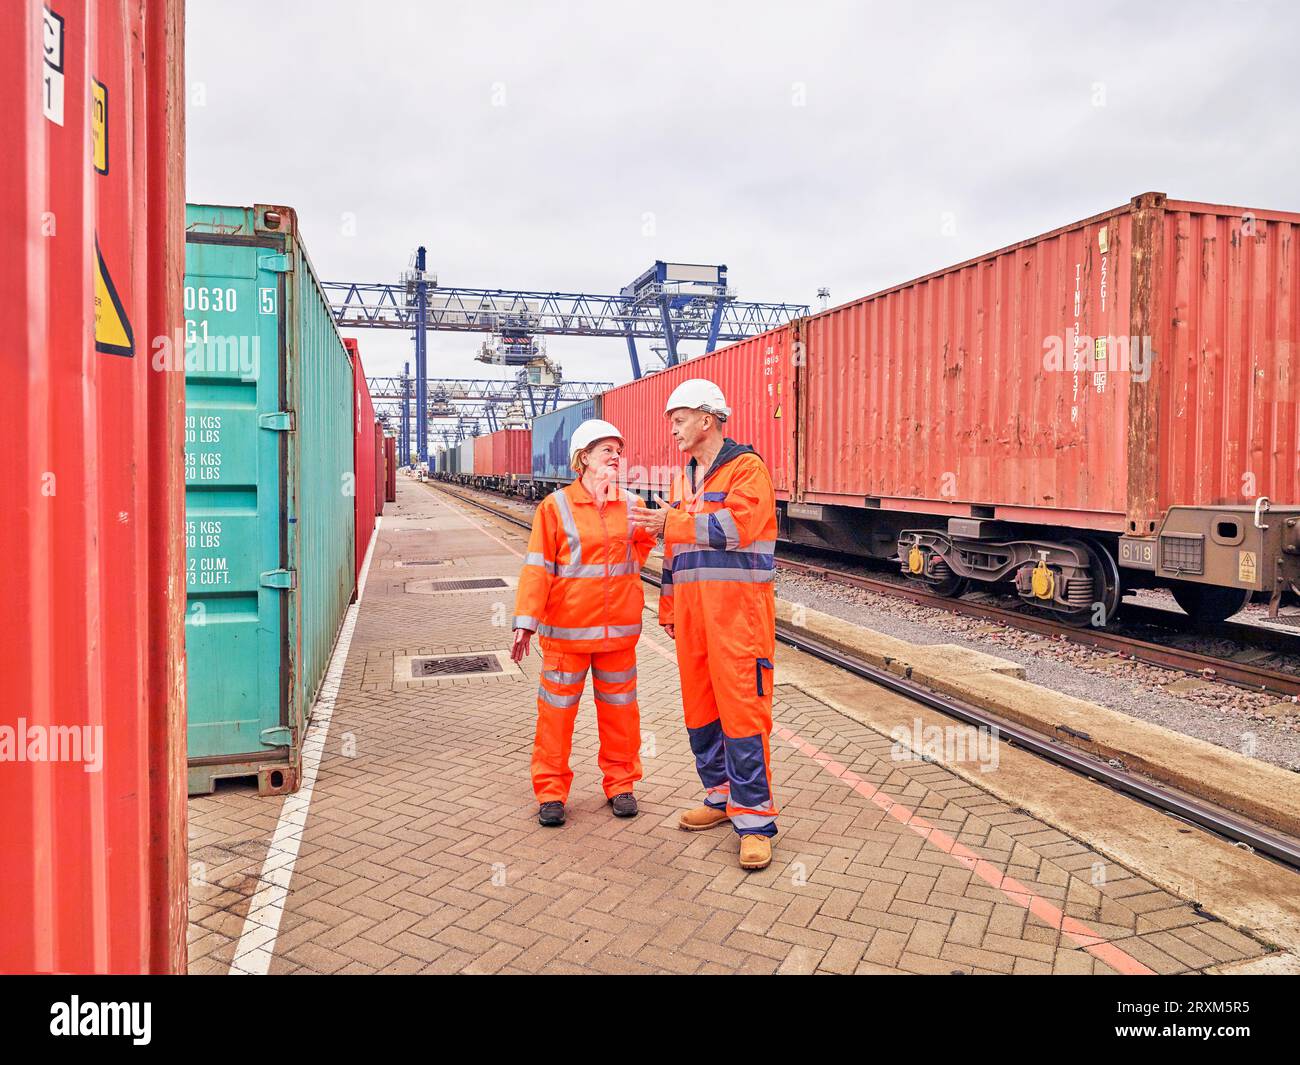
(426, 476, 1300, 699)
(421, 476, 1300, 871)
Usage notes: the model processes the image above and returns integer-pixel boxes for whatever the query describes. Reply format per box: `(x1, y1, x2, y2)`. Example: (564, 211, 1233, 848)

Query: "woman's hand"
(510, 628, 533, 663)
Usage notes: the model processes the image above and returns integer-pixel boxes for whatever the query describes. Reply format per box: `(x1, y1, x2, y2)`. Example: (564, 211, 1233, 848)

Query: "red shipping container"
(384, 435, 397, 501)
(345, 337, 378, 584)
(474, 433, 493, 477)
(492, 428, 531, 476)
(373, 420, 384, 517)
(796, 193, 1300, 533)
(0, 0, 188, 973)
(601, 326, 797, 497)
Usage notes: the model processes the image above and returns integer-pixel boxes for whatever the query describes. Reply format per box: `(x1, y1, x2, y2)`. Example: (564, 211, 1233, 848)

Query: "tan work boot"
(739, 835, 772, 871)
(678, 805, 730, 831)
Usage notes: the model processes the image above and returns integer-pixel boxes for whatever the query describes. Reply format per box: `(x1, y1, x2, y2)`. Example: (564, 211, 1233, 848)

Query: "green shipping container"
(183, 204, 356, 795)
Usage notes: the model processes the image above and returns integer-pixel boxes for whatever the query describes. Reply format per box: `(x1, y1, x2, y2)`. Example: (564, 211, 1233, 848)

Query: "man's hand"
(630, 494, 671, 538)
(510, 628, 532, 663)
(662, 623, 675, 640)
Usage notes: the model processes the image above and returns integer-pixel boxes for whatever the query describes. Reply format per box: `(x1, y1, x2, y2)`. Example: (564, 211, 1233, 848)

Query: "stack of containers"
(0, 0, 188, 974)
(528, 399, 600, 495)
(183, 203, 356, 797)
(458, 437, 476, 481)
(344, 337, 378, 584)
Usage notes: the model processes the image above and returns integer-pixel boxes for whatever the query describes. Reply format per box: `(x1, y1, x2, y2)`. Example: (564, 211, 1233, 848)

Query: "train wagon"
(526, 397, 602, 498)
(184, 203, 356, 795)
(788, 192, 1300, 624)
(601, 327, 796, 498)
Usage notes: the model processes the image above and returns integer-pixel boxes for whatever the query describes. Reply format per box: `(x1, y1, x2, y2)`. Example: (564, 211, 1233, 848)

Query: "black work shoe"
(608, 793, 638, 818)
(538, 801, 566, 827)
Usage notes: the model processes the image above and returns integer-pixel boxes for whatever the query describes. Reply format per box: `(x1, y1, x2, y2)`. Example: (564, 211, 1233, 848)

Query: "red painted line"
(774, 724, 1155, 975)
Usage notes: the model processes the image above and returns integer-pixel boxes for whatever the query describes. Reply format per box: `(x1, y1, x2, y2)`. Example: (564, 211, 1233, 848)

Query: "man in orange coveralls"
(511, 420, 658, 827)
(630, 380, 779, 871)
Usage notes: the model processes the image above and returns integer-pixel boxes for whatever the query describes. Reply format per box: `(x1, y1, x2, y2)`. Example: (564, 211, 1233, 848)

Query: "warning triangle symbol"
(94, 237, 134, 356)
(774, 402, 782, 419)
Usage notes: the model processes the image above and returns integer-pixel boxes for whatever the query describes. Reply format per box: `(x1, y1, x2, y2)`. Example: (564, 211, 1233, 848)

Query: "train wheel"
(909, 572, 968, 598)
(1058, 539, 1122, 627)
(1170, 583, 1250, 624)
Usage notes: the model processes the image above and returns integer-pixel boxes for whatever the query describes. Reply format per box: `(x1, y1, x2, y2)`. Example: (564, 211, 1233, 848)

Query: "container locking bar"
(260, 568, 297, 590)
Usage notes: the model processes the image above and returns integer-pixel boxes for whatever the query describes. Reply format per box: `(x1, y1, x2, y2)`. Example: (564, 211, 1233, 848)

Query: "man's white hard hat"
(663, 378, 730, 421)
(569, 419, 624, 465)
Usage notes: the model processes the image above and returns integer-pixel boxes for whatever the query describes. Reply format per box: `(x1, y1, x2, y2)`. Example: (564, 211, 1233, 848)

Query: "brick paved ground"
(187, 478, 1277, 974)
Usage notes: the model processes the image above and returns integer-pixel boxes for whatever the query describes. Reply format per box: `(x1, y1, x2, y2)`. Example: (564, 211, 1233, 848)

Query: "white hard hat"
(569, 419, 624, 464)
(663, 378, 730, 421)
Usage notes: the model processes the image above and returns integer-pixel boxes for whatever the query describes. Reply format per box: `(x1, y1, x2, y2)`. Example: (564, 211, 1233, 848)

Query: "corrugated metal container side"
(474, 434, 493, 477)
(0, 0, 188, 974)
(373, 421, 384, 517)
(796, 193, 1300, 533)
(384, 435, 397, 501)
(345, 338, 377, 584)
(184, 203, 355, 797)
(798, 203, 1134, 528)
(1148, 198, 1300, 527)
(492, 428, 531, 477)
(601, 326, 796, 496)
(530, 399, 599, 483)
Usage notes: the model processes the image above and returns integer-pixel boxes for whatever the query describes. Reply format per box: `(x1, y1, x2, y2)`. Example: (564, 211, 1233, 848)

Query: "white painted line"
(227, 518, 383, 975)
(436, 493, 525, 558)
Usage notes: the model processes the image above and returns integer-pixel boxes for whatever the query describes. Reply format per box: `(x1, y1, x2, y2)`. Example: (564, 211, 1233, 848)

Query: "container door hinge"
(258, 253, 292, 273)
(260, 568, 297, 590)
(259, 726, 293, 747)
(259, 411, 295, 432)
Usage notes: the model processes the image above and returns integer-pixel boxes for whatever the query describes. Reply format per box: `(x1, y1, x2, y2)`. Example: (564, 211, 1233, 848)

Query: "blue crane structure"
(323, 253, 807, 464)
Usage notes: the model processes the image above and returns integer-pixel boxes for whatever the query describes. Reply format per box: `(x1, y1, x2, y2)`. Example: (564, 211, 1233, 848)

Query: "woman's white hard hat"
(570, 419, 624, 464)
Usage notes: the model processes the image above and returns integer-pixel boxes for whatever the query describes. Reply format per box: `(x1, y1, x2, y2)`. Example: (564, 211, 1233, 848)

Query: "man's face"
(667, 408, 710, 453)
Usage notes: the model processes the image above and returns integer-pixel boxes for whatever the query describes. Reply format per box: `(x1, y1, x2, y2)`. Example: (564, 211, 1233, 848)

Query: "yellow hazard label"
(1238, 550, 1257, 584)
(91, 78, 107, 174)
(94, 238, 133, 356)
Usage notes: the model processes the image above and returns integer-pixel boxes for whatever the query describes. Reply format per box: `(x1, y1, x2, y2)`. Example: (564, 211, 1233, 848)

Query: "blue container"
(529, 398, 601, 488)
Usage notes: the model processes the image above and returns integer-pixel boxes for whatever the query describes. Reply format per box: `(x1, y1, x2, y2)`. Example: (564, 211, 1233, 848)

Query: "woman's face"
(586, 438, 623, 473)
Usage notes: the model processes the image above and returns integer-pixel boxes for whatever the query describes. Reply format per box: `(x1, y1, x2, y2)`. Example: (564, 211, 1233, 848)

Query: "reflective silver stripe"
(552, 491, 582, 565)
(731, 813, 775, 830)
(593, 688, 637, 705)
(670, 568, 775, 585)
(513, 615, 540, 630)
(714, 509, 740, 550)
(538, 686, 581, 708)
(523, 552, 556, 573)
(694, 512, 712, 546)
(555, 563, 607, 578)
(672, 539, 776, 557)
(550, 560, 641, 578)
(592, 666, 637, 684)
(537, 621, 643, 640)
(543, 669, 589, 686)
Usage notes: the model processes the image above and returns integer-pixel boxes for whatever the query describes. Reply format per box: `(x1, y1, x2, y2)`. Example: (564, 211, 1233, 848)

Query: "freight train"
(431, 193, 1300, 627)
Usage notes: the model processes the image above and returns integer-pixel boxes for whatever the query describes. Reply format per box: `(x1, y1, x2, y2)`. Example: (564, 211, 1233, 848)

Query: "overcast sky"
(186, 0, 1300, 433)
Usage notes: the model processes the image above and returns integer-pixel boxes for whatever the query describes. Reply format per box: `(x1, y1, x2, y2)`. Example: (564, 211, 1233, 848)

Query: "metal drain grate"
(411, 655, 502, 677)
(398, 559, 446, 567)
(425, 577, 510, 591)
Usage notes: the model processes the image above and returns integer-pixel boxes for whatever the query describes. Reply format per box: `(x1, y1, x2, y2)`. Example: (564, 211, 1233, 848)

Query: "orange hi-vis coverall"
(659, 440, 779, 838)
(514, 478, 657, 804)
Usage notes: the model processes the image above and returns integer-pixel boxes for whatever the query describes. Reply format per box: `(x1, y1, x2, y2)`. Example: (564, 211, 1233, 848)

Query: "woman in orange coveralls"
(510, 420, 658, 827)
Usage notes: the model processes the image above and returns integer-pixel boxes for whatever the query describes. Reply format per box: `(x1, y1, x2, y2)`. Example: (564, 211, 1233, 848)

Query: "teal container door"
(184, 234, 288, 760)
